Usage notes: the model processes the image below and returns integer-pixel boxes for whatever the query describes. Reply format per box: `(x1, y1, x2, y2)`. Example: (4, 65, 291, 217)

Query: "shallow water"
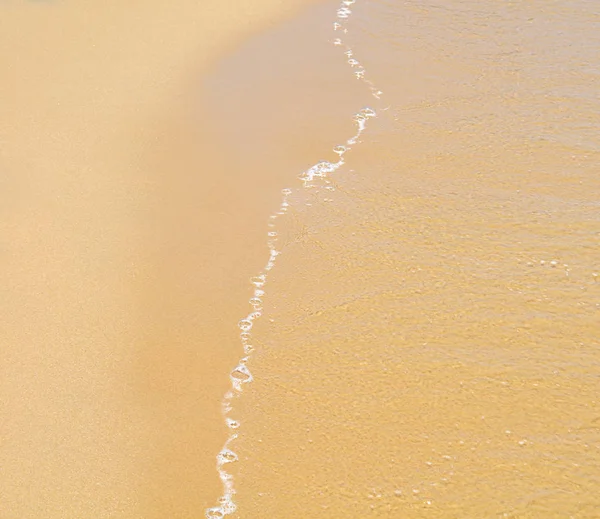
(202, 0, 600, 517)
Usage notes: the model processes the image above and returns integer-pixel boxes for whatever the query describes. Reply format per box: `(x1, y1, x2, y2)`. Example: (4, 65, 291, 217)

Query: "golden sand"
(0, 1, 321, 517)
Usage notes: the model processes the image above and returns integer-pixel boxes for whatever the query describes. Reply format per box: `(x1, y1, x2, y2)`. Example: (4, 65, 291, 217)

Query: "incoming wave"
(206, 1, 382, 517)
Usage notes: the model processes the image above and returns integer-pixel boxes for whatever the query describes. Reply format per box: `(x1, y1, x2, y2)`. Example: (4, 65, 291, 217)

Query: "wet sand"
(0, 1, 322, 517)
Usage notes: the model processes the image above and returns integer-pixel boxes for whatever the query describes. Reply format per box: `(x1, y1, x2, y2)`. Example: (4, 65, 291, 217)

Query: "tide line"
(206, 1, 382, 517)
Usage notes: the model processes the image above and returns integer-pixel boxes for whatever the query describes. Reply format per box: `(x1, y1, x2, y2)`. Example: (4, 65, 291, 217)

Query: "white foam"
(206, 1, 382, 516)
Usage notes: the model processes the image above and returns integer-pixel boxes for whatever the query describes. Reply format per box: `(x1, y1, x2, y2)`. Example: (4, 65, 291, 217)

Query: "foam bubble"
(226, 419, 240, 430)
(362, 107, 377, 118)
(231, 364, 252, 382)
(217, 449, 238, 464)
(238, 319, 253, 332)
(300, 160, 343, 185)
(231, 364, 253, 391)
(219, 472, 235, 484)
(337, 7, 351, 18)
(250, 275, 266, 287)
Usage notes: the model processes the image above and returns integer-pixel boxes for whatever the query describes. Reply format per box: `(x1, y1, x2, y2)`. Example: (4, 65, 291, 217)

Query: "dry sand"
(0, 1, 321, 517)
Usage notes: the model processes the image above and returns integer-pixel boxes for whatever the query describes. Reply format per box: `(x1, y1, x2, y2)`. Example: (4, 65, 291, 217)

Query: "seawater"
(204, 0, 600, 517)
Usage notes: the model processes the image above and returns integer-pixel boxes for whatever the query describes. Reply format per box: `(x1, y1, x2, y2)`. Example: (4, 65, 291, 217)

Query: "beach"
(2, 0, 599, 518)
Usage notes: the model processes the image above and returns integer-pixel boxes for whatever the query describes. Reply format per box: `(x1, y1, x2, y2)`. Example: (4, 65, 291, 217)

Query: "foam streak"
(206, 1, 382, 516)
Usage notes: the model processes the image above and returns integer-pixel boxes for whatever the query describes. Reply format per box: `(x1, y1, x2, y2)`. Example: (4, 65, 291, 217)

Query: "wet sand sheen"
(0, 1, 324, 517)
